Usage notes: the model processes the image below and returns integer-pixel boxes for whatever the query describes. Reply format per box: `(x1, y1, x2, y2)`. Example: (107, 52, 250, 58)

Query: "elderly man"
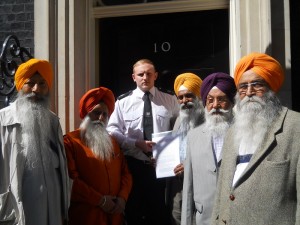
(64, 87, 132, 225)
(181, 72, 236, 225)
(167, 72, 204, 225)
(212, 53, 300, 225)
(0, 58, 70, 225)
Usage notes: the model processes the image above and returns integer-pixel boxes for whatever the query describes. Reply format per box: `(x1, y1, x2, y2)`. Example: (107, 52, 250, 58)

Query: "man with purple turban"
(167, 72, 205, 225)
(212, 53, 300, 225)
(181, 72, 236, 225)
(64, 86, 132, 225)
(0, 58, 70, 225)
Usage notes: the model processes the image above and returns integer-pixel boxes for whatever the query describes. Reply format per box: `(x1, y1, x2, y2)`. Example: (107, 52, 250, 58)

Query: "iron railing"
(0, 35, 33, 107)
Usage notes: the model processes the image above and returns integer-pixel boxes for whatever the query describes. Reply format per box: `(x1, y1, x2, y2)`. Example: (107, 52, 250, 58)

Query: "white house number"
(154, 42, 171, 53)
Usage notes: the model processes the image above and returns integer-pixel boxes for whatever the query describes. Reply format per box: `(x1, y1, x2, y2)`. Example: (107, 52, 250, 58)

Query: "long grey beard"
(233, 90, 282, 155)
(16, 92, 52, 171)
(177, 99, 205, 136)
(205, 107, 233, 137)
(80, 116, 113, 161)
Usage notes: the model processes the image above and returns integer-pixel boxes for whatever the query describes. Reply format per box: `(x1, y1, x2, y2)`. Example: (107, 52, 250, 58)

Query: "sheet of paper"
(152, 131, 180, 178)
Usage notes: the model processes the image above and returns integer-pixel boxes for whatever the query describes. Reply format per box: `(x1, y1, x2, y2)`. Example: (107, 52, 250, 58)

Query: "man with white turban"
(212, 52, 300, 225)
(167, 72, 205, 225)
(0, 58, 70, 225)
(181, 72, 236, 225)
(64, 86, 132, 225)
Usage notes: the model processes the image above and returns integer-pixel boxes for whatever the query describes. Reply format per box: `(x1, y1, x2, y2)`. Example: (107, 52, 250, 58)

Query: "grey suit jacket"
(181, 123, 219, 225)
(212, 107, 300, 225)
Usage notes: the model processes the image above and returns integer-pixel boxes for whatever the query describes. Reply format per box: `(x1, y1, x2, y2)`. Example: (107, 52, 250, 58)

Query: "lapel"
(221, 127, 240, 188)
(195, 127, 217, 170)
(233, 107, 288, 188)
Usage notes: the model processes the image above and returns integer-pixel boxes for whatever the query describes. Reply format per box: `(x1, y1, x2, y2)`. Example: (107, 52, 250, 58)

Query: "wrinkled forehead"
(239, 70, 264, 83)
(26, 72, 46, 81)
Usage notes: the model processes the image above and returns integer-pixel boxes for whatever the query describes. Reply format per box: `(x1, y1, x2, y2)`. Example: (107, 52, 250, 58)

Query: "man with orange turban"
(64, 86, 132, 225)
(167, 72, 205, 225)
(0, 58, 70, 225)
(212, 53, 300, 225)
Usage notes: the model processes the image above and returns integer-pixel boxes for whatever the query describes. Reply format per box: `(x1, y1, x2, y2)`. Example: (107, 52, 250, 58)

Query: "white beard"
(233, 90, 282, 155)
(80, 116, 113, 161)
(16, 92, 52, 171)
(177, 98, 205, 135)
(205, 107, 233, 137)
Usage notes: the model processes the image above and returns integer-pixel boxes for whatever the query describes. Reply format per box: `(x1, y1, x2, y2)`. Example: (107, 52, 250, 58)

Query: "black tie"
(143, 91, 153, 141)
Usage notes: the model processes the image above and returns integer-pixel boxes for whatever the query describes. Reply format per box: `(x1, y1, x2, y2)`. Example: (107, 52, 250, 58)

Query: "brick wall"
(0, 0, 34, 54)
(0, 0, 34, 108)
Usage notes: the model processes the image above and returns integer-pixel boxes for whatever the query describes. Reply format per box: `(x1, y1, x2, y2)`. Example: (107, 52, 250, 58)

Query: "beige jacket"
(0, 102, 70, 225)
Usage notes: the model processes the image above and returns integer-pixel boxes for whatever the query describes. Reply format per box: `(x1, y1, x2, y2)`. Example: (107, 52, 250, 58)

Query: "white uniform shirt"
(107, 87, 179, 161)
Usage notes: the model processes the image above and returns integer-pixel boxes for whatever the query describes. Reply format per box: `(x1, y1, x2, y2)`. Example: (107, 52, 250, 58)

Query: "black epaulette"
(117, 90, 133, 100)
(158, 87, 175, 95)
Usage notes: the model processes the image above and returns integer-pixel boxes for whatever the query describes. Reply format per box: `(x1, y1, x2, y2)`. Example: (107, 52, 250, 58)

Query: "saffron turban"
(79, 86, 115, 119)
(15, 58, 53, 91)
(201, 72, 236, 106)
(234, 52, 284, 92)
(174, 73, 202, 98)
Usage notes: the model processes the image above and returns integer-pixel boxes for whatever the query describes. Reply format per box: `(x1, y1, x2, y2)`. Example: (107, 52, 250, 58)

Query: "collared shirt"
(212, 134, 224, 163)
(107, 87, 179, 161)
(179, 135, 187, 163)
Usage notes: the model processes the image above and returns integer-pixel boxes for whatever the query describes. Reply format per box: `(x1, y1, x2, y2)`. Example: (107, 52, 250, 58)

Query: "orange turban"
(234, 52, 284, 92)
(174, 73, 203, 98)
(79, 86, 115, 119)
(15, 58, 53, 91)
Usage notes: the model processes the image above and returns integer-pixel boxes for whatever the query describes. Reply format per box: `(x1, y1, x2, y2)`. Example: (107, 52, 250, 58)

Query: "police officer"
(107, 59, 179, 225)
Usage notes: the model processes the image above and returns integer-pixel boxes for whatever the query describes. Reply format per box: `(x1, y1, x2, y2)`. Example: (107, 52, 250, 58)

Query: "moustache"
(239, 96, 265, 107)
(180, 102, 195, 110)
(92, 120, 106, 127)
(208, 108, 230, 115)
(23, 92, 47, 101)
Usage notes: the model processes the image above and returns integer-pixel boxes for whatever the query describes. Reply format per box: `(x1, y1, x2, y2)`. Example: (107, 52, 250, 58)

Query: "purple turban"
(200, 72, 236, 106)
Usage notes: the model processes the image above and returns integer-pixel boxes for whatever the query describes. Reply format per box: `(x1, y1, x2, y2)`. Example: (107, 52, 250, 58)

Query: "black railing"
(0, 35, 33, 107)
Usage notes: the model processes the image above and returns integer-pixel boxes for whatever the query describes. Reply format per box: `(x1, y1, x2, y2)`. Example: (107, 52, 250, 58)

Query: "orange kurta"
(64, 129, 132, 225)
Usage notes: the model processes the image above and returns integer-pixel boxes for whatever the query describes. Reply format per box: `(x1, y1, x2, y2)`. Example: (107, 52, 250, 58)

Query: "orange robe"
(64, 129, 132, 225)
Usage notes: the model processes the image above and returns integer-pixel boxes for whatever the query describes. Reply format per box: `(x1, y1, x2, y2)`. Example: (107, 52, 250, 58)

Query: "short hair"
(132, 59, 156, 72)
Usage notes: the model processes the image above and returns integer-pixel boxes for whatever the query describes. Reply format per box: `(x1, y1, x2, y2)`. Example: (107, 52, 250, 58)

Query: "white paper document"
(152, 131, 180, 178)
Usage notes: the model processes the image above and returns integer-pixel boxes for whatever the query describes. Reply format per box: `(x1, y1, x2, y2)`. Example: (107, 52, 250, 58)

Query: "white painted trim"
(284, 0, 291, 70)
(229, 0, 241, 77)
(92, 0, 229, 18)
(34, 0, 50, 59)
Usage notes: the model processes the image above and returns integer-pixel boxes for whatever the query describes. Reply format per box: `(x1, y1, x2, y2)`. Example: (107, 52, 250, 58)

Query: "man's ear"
(154, 72, 158, 81)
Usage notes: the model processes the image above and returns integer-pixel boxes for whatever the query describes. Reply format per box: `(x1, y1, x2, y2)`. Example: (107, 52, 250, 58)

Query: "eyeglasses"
(206, 96, 229, 106)
(238, 80, 266, 94)
(177, 93, 195, 101)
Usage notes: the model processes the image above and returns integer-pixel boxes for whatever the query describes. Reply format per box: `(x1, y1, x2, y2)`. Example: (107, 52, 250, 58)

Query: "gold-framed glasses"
(238, 80, 266, 93)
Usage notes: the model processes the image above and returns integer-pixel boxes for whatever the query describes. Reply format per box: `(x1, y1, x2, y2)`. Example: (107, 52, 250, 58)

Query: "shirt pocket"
(123, 110, 143, 135)
(155, 107, 172, 129)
